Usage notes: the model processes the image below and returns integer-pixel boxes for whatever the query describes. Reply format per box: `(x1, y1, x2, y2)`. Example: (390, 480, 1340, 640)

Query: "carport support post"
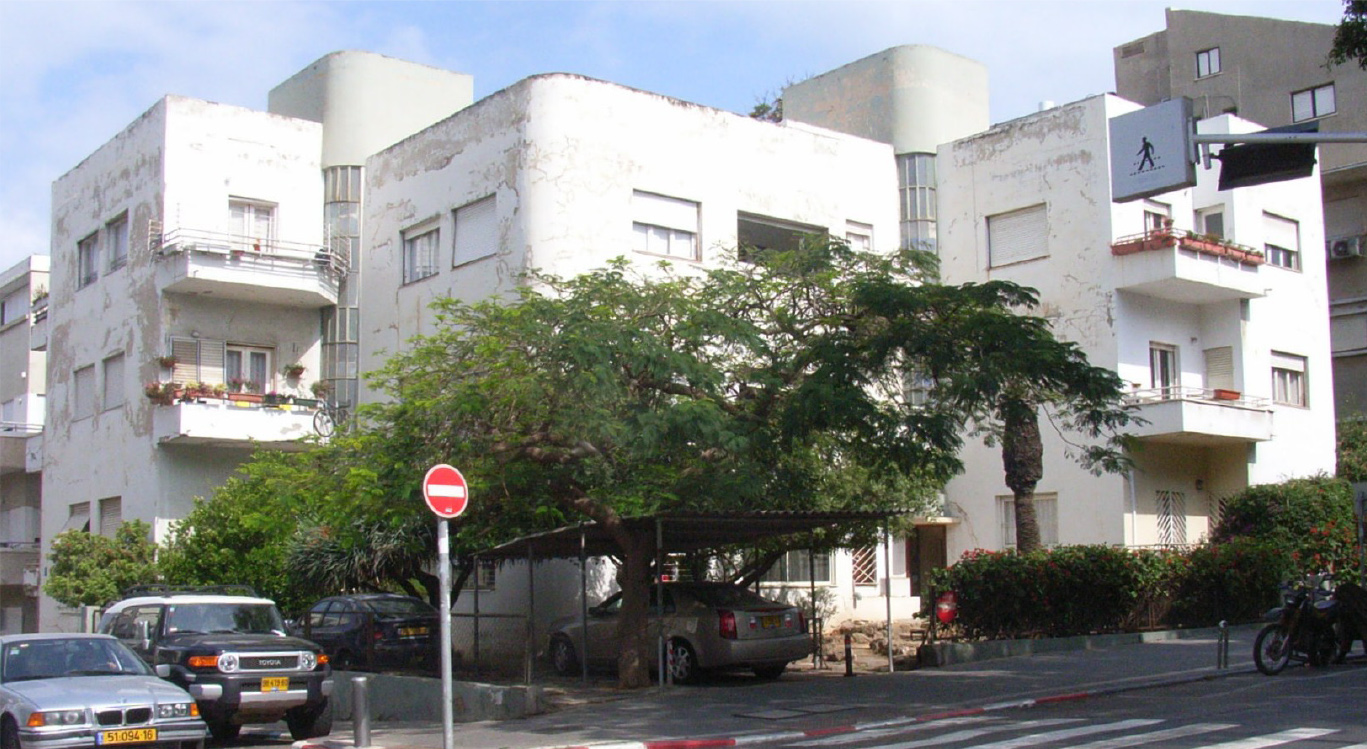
(884, 518, 893, 673)
(580, 525, 589, 682)
(473, 555, 481, 679)
(657, 518, 668, 687)
(438, 519, 454, 749)
(808, 542, 817, 667)
(526, 542, 536, 685)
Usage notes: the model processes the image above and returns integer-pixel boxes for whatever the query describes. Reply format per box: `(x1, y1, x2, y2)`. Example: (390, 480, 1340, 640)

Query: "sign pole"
(438, 517, 453, 749)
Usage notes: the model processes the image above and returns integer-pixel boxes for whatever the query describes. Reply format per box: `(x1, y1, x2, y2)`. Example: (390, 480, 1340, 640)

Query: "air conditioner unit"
(1327, 235, 1366, 260)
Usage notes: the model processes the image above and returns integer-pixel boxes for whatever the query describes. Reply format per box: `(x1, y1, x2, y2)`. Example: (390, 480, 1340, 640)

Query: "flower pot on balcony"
(291, 397, 319, 409)
(1213, 389, 1241, 401)
(262, 393, 291, 406)
(228, 392, 263, 404)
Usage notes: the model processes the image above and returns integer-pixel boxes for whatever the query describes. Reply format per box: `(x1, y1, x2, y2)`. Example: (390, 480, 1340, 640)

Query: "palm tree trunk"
(1001, 397, 1044, 553)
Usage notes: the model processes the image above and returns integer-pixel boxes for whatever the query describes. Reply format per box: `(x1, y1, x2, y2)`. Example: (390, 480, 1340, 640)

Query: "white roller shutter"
(988, 204, 1048, 267)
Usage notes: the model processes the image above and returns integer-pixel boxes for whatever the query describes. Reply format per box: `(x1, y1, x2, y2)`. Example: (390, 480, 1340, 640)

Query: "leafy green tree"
(1337, 418, 1367, 482)
(1330, 0, 1367, 70)
(44, 520, 158, 607)
(1212, 476, 1356, 578)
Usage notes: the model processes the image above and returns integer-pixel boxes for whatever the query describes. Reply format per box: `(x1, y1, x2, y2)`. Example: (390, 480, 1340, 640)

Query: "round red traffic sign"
(422, 464, 469, 519)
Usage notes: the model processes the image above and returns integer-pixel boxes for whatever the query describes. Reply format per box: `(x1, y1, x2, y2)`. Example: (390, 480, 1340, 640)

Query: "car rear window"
(366, 597, 436, 617)
(686, 585, 779, 608)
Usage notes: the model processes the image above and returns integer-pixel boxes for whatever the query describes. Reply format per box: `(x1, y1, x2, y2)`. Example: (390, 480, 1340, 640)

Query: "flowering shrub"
(1212, 475, 1356, 580)
(1164, 537, 1291, 627)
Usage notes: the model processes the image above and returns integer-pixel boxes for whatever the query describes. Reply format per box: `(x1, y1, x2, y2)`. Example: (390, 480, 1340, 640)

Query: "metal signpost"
(423, 464, 469, 749)
(1354, 482, 1367, 587)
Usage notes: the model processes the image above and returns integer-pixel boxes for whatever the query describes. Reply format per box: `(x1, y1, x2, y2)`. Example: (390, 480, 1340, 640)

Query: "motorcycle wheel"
(1254, 622, 1293, 675)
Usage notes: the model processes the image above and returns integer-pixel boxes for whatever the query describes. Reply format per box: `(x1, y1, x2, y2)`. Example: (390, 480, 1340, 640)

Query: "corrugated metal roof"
(472, 510, 899, 560)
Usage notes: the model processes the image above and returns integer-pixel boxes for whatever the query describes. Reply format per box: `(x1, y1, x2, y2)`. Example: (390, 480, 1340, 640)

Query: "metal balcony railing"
(1122, 386, 1269, 409)
(1111, 228, 1265, 266)
(0, 422, 43, 436)
(153, 225, 350, 277)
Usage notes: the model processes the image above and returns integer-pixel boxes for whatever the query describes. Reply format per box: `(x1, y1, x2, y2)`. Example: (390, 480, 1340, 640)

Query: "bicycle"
(313, 401, 350, 438)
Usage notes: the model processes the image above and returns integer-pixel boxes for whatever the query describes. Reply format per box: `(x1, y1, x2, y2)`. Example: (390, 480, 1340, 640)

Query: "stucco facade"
(1115, 9, 1367, 417)
(936, 95, 1335, 559)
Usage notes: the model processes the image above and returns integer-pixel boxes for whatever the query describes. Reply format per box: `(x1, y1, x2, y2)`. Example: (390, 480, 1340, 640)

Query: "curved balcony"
(154, 227, 348, 308)
(1122, 386, 1272, 446)
(151, 395, 323, 451)
(1111, 228, 1266, 304)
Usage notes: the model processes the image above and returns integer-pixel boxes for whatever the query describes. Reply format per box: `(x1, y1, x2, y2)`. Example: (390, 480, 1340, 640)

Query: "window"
(1204, 346, 1234, 391)
(226, 344, 273, 394)
(632, 191, 699, 260)
(106, 214, 128, 271)
(1271, 351, 1307, 407)
(762, 549, 832, 584)
(1150, 343, 1179, 395)
(999, 493, 1059, 549)
(846, 221, 873, 252)
(170, 337, 226, 387)
(229, 199, 275, 247)
(453, 195, 497, 266)
(1196, 207, 1225, 239)
(898, 153, 938, 252)
(98, 497, 122, 538)
(402, 225, 439, 284)
(102, 354, 125, 410)
(1195, 48, 1221, 78)
(1263, 212, 1300, 270)
(1291, 84, 1336, 122)
(737, 213, 824, 262)
(987, 204, 1047, 267)
(73, 365, 95, 420)
(1143, 200, 1171, 233)
(903, 369, 934, 407)
(1156, 490, 1187, 546)
(66, 502, 91, 533)
(0, 288, 26, 326)
(472, 558, 497, 591)
(78, 233, 99, 288)
(851, 546, 877, 586)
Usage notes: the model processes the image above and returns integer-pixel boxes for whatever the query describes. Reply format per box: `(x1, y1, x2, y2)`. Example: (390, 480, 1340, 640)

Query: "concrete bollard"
(1216, 621, 1229, 669)
(352, 676, 371, 748)
(844, 632, 854, 677)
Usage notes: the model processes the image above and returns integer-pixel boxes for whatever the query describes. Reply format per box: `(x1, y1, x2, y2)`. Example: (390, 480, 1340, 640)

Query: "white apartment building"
(1, 256, 47, 632)
(934, 96, 1335, 557)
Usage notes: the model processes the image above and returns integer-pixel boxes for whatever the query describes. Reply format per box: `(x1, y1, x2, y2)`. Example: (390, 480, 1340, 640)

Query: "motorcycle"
(1253, 573, 1341, 675)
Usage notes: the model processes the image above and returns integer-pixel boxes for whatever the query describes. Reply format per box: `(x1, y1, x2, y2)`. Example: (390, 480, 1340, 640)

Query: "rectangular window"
(1150, 343, 1179, 394)
(851, 546, 878, 585)
(1196, 207, 1225, 239)
(987, 204, 1047, 267)
(897, 152, 937, 253)
(66, 502, 91, 533)
(1157, 490, 1188, 546)
(453, 195, 497, 267)
(1271, 351, 1307, 407)
(102, 354, 125, 410)
(846, 221, 873, 252)
(1291, 83, 1336, 122)
(1204, 346, 1234, 391)
(1196, 48, 1220, 78)
(1143, 200, 1171, 233)
(78, 233, 99, 288)
(1263, 212, 1300, 271)
(632, 191, 699, 260)
(170, 337, 226, 386)
(73, 365, 95, 420)
(999, 493, 1059, 549)
(762, 549, 832, 584)
(106, 214, 129, 271)
(403, 225, 439, 284)
(229, 199, 276, 248)
(98, 497, 122, 538)
(0, 288, 26, 326)
(225, 344, 273, 393)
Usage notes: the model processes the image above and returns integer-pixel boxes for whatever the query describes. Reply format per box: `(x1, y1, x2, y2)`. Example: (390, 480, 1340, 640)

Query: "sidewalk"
(300, 624, 1259, 749)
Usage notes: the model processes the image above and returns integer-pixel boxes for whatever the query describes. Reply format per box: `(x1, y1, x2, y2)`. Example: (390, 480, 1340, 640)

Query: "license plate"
(760, 615, 783, 629)
(399, 626, 429, 637)
(99, 729, 157, 745)
(261, 676, 290, 692)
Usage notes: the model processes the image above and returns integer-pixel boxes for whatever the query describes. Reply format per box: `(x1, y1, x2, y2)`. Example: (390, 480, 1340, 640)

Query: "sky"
(0, 0, 1348, 274)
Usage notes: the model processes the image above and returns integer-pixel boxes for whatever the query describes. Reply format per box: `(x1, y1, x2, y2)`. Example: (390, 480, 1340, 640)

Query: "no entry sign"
(423, 464, 469, 519)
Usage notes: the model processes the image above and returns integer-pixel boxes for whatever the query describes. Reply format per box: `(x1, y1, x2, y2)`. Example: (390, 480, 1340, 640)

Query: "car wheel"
(669, 639, 699, 684)
(550, 636, 578, 676)
(2, 716, 21, 749)
(753, 663, 787, 680)
(286, 698, 333, 740)
(205, 718, 241, 742)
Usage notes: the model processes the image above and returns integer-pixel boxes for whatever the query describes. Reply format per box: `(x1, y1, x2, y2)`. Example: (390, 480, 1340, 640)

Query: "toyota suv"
(98, 585, 333, 742)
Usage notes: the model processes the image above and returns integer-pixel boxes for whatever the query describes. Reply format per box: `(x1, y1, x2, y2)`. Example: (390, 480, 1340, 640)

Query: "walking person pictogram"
(1137, 136, 1157, 171)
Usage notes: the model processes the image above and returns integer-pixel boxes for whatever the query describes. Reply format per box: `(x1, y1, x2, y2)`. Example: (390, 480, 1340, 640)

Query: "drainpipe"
(1127, 469, 1138, 547)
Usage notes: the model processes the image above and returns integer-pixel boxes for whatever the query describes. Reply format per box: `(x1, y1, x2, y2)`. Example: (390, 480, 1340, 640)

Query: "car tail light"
(797, 609, 807, 633)
(719, 610, 737, 639)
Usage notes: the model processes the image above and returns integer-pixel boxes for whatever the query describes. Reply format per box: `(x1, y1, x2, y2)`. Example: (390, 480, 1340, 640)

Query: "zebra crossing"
(776, 715, 1355, 749)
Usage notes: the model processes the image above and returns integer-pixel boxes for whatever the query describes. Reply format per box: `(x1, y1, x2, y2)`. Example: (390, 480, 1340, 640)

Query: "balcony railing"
(0, 422, 43, 436)
(1111, 228, 1265, 266)
(1123, 386, 1269, 409)
(149, 392, 323, 449)
(157, 227, 349, 275)
(1122, 386, 1273, 445)
(150, 222, 347, 308)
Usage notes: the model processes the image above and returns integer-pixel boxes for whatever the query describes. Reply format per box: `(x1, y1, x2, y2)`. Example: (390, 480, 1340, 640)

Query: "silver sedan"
(0, 634, 206, 749)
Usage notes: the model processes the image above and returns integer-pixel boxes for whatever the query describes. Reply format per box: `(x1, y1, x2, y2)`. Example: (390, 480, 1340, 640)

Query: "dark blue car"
(293, 594, 438, 672)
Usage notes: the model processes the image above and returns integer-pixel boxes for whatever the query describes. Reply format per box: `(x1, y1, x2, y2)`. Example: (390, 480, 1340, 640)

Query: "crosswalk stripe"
(874, 719, 1088, 749)
(787, 717, 1001, 747)
(1190, 728, 1339, 749)
(960, 719, 1165, 749)
(1060, 723, 1238, 749)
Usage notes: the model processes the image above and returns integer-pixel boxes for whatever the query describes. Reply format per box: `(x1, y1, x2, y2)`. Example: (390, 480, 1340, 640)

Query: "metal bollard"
(352, 675, 371, 748)
(844, 632, 854, 677)
(1216, 620, 1229, 669)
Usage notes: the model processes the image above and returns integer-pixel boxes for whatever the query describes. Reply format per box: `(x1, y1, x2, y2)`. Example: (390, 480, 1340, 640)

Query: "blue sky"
(0, 0, 1347, 273)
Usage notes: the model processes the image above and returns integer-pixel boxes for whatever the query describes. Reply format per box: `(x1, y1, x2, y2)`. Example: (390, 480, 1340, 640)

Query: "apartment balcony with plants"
(1110, 224, 1266, 304)
(1121, 384, 1273, 446)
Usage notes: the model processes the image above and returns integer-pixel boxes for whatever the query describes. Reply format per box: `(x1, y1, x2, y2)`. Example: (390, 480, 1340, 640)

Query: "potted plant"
(156, 355, 178, 369)
(262, 391, 290, 406)
(283, 363, 306, 379)
(227, 376, 247, 393)
(144, 382, 178, 406)
(310, 380, 331, 399)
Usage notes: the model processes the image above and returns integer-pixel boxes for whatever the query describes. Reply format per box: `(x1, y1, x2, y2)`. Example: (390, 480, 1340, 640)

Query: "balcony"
(1123, 386, 1273, 446)
(1110, 229, 1266, 304)
(0, 542, 40, 590)
(151, 395, 323, 450)
(1, 422, 41, 474)
(29, 296, 47, 350)
(154, 226, 348, 308)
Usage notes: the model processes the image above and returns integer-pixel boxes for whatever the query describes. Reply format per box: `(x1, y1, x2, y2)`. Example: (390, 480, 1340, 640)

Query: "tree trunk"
(1001, 397, 1044, 554)
(612, 532, 657, 688)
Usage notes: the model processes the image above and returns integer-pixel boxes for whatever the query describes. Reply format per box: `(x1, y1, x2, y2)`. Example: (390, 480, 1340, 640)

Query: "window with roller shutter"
(987, 204, 1048, 267)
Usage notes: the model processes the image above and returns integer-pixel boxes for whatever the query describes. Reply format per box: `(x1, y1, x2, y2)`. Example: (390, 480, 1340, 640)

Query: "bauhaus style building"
(7, 29, 1342, 634)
